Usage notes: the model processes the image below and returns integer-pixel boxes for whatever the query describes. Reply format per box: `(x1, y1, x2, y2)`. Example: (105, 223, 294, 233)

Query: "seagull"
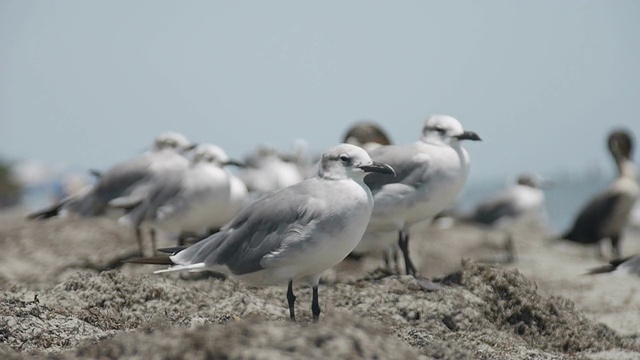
(128, 144, 394, 321)
(238, 146, 304, 195)
(586, 254, 640, 276)
(463, 174, 548, 229)
(27, 132, 194, 220)
(456, 174, 549, 262)
(352, 115, 481, 280)
(114, 144, 246, 254)
(561, 129, 639, 258)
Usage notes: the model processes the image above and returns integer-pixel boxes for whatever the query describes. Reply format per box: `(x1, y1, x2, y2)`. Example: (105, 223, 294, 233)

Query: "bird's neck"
(617, 158, 637, 180)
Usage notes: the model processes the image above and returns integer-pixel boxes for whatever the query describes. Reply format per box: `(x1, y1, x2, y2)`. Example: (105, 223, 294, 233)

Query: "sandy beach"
(1, 210, 639, 359)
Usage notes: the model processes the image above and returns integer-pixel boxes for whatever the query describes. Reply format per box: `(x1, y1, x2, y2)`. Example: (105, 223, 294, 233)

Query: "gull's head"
(515, 173, 552, 189)
(192, 144, 244, 167)
(608, 128, 634, 161)
(318, 143, 395, 181)
(154, 132, 195, 153)
(343, 121, 393, 149)
(421, 115, 481, 146)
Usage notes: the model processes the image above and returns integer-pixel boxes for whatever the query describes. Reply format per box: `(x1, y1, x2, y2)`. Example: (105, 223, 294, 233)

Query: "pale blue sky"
(1, 1, 639, 184)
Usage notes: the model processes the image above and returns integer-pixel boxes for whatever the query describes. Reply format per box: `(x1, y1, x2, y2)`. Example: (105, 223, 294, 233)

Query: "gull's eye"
(339, 154, 350, 163)
(434, 127, 446, 134)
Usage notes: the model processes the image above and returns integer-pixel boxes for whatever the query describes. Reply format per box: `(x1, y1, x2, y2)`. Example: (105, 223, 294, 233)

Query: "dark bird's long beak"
(225, 159, 246, 168)
(359, 162, 396, 176)
(455, 131, 482, 141)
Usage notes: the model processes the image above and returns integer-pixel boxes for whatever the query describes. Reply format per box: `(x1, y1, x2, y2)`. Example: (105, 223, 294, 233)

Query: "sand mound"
(1, 213, 640, 359)
(3, 260, 638, 359)
(63, 315, 423, 360)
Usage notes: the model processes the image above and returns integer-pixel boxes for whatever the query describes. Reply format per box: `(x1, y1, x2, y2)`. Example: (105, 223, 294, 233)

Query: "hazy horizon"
(2, 1, 639, 185)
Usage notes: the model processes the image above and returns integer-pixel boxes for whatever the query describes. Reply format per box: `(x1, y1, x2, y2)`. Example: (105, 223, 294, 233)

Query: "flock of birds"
(28, 115, 639, 321)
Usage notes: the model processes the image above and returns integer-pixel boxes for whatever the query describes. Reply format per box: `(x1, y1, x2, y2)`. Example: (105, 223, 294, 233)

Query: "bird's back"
(170, 176, 373, 285)
(563, 190, 623, 244)
(365, 141, 470, 228)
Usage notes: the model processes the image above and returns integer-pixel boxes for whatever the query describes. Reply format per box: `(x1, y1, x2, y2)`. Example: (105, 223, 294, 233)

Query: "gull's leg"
(287, 279, 296, 321)
(398, 229, 441, 291)
(392, 246, 401, 274)
(150, 228, 157, 254)
(595, 241, 605, 259)
(610, 235, 621, 259)
(505, 231, 517, 263)
(311, 285, 321, 322)
(135, 226, 144, 256)
(398, 230, 417, 276)
(177, 233, 187, 247)
(383, 245, 401, 274)
(383, 246, 393, 272)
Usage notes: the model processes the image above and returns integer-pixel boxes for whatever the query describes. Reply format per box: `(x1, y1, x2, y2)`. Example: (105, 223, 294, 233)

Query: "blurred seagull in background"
(238, 146, 304, 196)
(343, 120, 393, 152)
(352, 115, 481, 287)
(114, 144, 246, 255)
(453, 173, 550, 263)
(128, 143, 395, 321)
(461, 174, 549, 229)
(561, 129, 639, 258)
(27, 132, 194, 220)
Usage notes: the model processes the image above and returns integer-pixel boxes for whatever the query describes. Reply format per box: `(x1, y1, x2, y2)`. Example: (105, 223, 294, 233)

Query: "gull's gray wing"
(172, 179, 336, 276)
(93, 153, 155, 202)
(364, 143, 430, 193)
(121, 173, 184, 227)
(363, 143, 432, 214)
(469, 190, 519, 225)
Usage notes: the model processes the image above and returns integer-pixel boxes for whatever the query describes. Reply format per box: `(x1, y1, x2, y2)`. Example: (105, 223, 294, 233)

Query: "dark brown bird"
(561, 129, 639, 258)
(343, 121, 393, 151)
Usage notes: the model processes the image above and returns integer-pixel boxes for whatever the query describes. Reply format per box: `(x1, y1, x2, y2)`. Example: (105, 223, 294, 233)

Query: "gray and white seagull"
(129, 143, 395, 321)
(352, 115, 481, 282)
(27, 132, 194, 219)
(114, 143, 246, 254)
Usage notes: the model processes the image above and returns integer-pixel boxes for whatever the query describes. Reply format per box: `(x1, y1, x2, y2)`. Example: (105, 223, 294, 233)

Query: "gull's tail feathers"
(124, 255, 174, 265)
(584, 256, 634, 275)
(584, 264, 616, 275)
(124, 253, 208, 274)
(156, 246, 188, 255)
(26, 201, 68, 220)
(154, 263, 207, 274)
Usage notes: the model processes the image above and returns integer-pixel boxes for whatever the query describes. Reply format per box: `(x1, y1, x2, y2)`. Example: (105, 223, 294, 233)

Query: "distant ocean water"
(15, 170, 639, 235)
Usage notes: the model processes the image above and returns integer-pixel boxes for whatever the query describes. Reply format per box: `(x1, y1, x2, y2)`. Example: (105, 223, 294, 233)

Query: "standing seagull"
(561, 129, 639, 258)
(238, 146, 304, 195)
(463, 174, 548, 229)
(129, 144, 395, 321)
(115, 144, 246, 254)
(458, 174, 549, 261)
(352, 115, 481, 280)
(27, 132, 194, 219)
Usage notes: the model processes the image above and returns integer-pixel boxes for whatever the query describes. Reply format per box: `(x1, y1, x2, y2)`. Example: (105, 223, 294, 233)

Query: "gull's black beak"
(185, 143, 198, 151)
(359, 162, 396, 176)
(454, 131, 482, 141)
(225, 159, 246, 168)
